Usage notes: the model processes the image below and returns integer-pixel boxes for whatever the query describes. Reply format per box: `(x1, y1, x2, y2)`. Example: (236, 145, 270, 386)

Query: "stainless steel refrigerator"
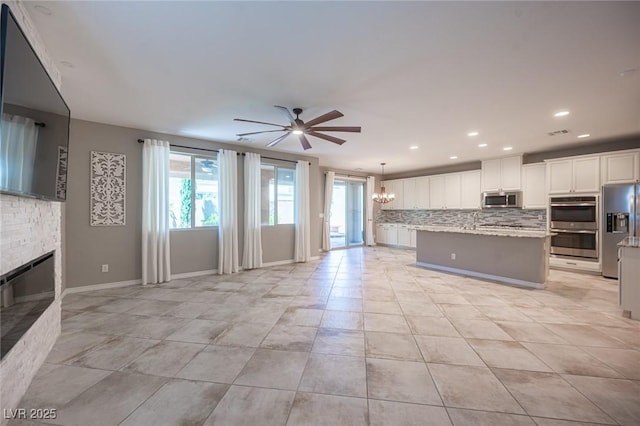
(602, 183, 640, 278)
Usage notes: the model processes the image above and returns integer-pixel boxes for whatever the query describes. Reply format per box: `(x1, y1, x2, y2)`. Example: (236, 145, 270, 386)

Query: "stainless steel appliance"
(550, 196, 598, 230)
(550, 196, 599, 260)
(482, 191, 522, 209)
(602, 184, 640, 278)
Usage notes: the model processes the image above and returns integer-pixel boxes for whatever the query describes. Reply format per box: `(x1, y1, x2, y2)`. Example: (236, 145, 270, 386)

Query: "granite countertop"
(414, 225, 552, 238)
(618, 236, 640, 248)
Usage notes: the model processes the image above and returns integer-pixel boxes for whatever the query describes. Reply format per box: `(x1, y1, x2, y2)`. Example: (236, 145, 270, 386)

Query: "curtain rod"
(244, 152, 310, 165)
(137, 139, 309, 164)
(35, 122, 45, 127)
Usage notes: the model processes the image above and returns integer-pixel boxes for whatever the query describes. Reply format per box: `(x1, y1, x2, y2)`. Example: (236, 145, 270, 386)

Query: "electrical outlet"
(101, 264, 109, 273)
(451, 253, 456, 260)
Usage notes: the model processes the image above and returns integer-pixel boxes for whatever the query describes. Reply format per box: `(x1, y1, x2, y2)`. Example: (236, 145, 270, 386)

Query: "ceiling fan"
(234, 106, 361, 150)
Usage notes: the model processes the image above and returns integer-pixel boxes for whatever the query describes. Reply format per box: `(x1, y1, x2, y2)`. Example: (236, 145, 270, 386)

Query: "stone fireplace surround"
(0, 0, 64, 419)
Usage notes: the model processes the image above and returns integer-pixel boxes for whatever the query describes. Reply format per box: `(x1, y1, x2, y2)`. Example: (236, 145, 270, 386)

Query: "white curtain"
(366, 175, 376, 246)
(218, 149, 239, 274)
(322, 171, 335, 251)
(294, 160, 311, 262)
(1, 114, 39, 192)
(242, 152, 262, 269)
(142, 139, 171, 285)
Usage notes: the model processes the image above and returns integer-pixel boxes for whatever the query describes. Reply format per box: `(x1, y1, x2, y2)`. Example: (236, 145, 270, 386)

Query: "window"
(169, 152, 218, 229)
(261, 163, 295, 225)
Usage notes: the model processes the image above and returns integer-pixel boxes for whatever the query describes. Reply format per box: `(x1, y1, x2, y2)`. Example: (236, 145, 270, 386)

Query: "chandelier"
(372, 163, 395, 204)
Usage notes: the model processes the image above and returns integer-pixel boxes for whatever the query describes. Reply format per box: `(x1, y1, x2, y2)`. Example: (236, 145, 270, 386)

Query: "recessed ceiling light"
(503, 146, 513, 151)
(554, 111, 570, 117)
(467, 131, 479, 137)
(33, 5, 53, 16)
(478, 143, 488, 148)
(577, 134, 590, 139)
(60, 61, 75, 69)
(409, 145, 419, 150)
(450, 155, 458, 160)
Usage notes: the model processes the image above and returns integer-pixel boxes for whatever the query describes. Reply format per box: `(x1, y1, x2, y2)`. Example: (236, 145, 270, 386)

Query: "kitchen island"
(416, 226, 552, 289)
(618, 237, 640, 320)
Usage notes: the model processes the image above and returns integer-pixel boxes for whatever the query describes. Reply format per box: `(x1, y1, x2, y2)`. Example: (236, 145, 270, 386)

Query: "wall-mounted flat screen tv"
(0, 4, 70, 201)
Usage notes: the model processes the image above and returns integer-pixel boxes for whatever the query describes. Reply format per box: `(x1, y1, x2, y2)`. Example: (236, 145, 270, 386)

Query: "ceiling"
(24, 1, 640, 174)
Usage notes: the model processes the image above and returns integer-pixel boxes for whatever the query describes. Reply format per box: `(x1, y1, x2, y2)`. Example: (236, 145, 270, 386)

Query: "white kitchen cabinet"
(547, 156, 600, 194)
(397, 224, 412, 247)
(403, 178, 417, 209)
(390, 180, 404, 210)
(481, 156, 522, 192)
(409, 228, 417, 248)
(602, 151, 640, 184)
(376, 223, 398, 245)
(380, 180, 403, 210)
(429, 175, 446, 209)
(385, 223, 398, 245)
(522, 163, 547, 209)
(547, 160, 573, 193)
(376, 224, 386, 244)
(444, 174, 461, 209)
(415, 176, 430, 209)
(460, 170, 481, 209)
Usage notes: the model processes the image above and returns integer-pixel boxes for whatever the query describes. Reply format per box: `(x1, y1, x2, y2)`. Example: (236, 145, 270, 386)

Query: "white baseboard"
(15, 291, 55, 303)
(63, 278, 142, 298)
(61, 257, 325, 298)
(416, 261, 545, 290)
(262, 256, 321, 268)
(172, 269, 217, 279)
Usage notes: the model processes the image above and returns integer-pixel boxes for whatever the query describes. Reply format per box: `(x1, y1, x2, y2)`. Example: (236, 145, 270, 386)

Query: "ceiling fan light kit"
(372, 162, 395, 204)
(234, 106, 361, 150)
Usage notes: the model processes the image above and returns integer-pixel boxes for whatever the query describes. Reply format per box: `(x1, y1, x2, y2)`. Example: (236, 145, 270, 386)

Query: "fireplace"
(0, 251, 55, 359)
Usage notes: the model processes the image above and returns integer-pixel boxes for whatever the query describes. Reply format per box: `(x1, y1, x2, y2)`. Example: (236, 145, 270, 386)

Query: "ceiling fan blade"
(237, 129, 286, 137)
(309, 126, 361, 133)
(298, 134, 312, 150)
(307, 131, 346, 145)
(303, 110, 344, 128)
(267, 132, 291, 148)
(274, 105, 295, 125)
(234, 118, 286, 128)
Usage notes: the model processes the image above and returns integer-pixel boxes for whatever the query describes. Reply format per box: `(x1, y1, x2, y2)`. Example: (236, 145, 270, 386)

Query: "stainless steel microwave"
(482, 191, 522, 209)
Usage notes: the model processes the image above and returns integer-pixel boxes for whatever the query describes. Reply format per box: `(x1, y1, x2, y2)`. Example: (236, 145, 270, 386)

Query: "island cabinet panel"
(416, 229, 549, 288)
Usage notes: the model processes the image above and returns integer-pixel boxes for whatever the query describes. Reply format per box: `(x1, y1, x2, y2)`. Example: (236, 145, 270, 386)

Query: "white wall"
(0, 0, 63, 419)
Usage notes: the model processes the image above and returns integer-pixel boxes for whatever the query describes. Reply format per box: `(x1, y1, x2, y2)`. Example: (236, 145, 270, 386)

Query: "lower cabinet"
(398, 225, 412, 247)
(376, 223, 415, 248)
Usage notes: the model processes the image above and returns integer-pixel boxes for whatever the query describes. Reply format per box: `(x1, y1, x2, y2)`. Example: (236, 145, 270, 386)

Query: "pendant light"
(372, 163, 395, 204)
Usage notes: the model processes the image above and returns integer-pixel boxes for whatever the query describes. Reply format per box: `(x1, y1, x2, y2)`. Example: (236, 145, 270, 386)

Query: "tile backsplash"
(376, 208, 547, 229)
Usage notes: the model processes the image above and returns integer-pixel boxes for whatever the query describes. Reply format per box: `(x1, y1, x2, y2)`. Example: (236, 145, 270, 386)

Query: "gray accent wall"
(65, 119, 321, 288)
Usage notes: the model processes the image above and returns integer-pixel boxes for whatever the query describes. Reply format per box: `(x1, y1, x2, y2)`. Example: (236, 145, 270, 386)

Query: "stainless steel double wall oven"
(549, 196, 599, 260)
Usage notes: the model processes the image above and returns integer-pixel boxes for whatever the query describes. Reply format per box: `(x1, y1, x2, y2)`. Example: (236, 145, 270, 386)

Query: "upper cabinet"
(602, 152, 640, 184)
(460, 170, 482, 209)
(547, 156, 600, 194)
(522, 163, 547, 209)
(428, 171, 479, 210)
(402, 178, 417, 210)
(481, 156, 522, 192)
(415, 176, 430, 209)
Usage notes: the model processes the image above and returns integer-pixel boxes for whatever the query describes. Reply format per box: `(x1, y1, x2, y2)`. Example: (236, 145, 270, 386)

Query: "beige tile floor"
(12, 247, 640, 425)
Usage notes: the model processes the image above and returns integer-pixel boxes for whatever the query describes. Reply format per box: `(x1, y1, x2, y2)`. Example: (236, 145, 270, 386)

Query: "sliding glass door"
(330, 179, 364, 249)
